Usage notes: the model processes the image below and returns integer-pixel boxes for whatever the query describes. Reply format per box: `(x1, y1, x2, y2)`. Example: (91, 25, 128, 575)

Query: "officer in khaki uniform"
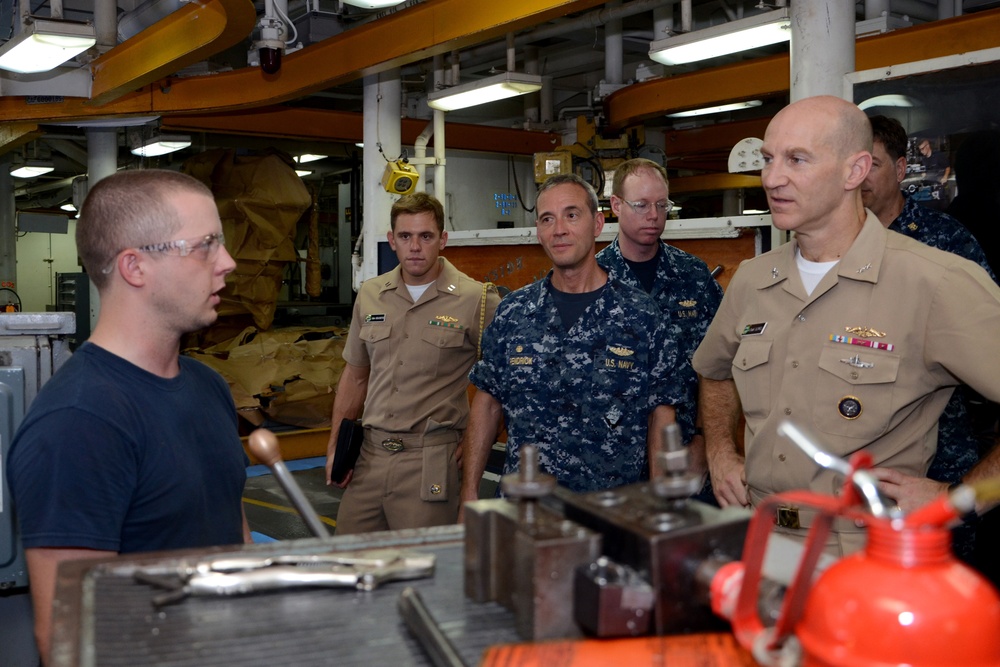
(326, 192, 500, 534)
(693, 96, 1000, 556)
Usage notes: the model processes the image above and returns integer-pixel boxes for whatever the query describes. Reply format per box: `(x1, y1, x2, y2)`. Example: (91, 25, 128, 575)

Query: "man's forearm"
(699, 375, 741, 460)
(960, 434, 1000, 512)
(460, 390, 503, 503)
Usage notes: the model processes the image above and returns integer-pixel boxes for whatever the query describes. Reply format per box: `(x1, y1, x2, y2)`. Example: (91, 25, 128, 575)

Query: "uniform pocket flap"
(733, 338, 772, 372)
(360, 323, 391, 343)
(420, 326, 465, 349)
(818, 344, 900, 384)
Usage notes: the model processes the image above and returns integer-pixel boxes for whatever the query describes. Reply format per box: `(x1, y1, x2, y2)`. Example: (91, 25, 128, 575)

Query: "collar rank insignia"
(844, 326, 886, 338)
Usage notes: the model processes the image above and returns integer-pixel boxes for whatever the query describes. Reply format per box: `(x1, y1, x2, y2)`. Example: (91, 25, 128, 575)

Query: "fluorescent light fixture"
(0, 19, 97, 74)
(295, 169, 312, 177)
(427, 71, 544, 112)
(295, 154, 326, 164)
(60, 203, 77, 212)
(744, 208, 768, 214)
(340, 0, 406, 8)
(10, 161, 54, 178)
(650, 8, 790, 66)
(668, 100, 763, 118)
(130, 134, 191, 157)
(355, 142, 364, 148)
(858, 94, 917, 110)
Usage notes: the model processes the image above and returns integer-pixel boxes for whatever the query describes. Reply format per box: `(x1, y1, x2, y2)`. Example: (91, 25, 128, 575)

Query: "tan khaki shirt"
(343, 257, 500, 434)
(694, 212, 1000, 537)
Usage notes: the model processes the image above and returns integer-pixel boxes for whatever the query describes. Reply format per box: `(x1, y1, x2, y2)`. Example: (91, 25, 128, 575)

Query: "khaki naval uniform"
(693, 211, 1000, 554)
(337, 257, 500, 534)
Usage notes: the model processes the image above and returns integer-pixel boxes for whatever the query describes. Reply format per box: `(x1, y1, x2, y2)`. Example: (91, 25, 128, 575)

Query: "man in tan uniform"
(692, 96, 1000, 555)
(326, 192, 500, 534)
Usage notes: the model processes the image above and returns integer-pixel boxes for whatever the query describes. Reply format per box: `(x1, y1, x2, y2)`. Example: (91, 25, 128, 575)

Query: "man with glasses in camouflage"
(8, 169, 250, 663)
(597, 158, 723, 495)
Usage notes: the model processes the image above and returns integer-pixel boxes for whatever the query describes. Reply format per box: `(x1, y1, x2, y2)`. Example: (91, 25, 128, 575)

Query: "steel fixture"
(0, 19, 96, 74)
(427, 71, 543, 112)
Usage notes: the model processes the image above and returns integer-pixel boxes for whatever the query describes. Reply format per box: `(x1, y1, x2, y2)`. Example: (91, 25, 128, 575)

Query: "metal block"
(559, 484, 751, 635)
(511, 509, 601, 640)
(574, 557, 654, 637)
(463, 498, 516, 602)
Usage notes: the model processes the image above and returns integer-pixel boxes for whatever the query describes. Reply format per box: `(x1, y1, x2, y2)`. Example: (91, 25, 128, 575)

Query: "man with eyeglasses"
(7, 169, 249, 663)
(596, 158, 723, 495)
(460, 173, 692, 500)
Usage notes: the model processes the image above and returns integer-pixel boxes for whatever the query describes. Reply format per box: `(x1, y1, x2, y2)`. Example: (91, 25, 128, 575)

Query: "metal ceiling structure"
(3, 0, 1000, 212)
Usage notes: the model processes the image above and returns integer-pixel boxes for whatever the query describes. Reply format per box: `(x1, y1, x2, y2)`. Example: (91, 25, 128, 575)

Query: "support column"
(789, 0, 855, 101)
(0, 155, 15, 290)
(85, 127, 118, 332)
(360, 69, 401, 287)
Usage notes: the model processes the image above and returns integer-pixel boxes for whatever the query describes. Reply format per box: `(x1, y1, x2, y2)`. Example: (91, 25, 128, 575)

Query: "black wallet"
(330, 418, 364, 484)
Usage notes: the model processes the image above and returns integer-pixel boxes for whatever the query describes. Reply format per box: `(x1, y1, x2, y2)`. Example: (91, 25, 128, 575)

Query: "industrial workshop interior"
(2, 0, 1000, 665)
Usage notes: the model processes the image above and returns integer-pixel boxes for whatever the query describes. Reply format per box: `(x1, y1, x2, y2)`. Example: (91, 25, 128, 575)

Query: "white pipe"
(789, 0, 855, 102)
(864, 0, 891, 19)
(95, 0, 119, 46)
(433, 109, 446, 216)
(605, 0, 623, 86)
(523, 46, 540, 124)
(85, 127, 118, 328)
(51, 0, 64, 19)
(653, 3, 674, 39)
(414, 122, 432, 185)
(681, 0, 692, 33)
(506, 33, 515, 72)
(358, 70, 401, 288)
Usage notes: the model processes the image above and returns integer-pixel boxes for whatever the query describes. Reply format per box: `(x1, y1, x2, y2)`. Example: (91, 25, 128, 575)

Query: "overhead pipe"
(605, 1, 623, 86)
(789, 0, 854, 101)
(458, 0, 670, 70)
(523, 45, 540, 124)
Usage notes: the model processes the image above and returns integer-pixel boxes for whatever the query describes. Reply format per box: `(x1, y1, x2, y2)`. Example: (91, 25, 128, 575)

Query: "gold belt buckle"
(776, 506, 801, 529)
(381, 438, 404, 453)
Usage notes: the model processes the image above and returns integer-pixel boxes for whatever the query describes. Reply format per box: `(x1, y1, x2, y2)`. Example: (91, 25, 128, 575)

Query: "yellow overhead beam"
(0, 123, 43, 156)
(0, 0, 606, 123)
(88, 0, 257, 107)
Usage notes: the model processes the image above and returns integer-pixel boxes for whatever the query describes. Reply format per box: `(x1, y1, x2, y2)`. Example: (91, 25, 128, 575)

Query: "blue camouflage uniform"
(596, 238, 724, 441)
(887, 195, 997, 561)
(470, 273, 691, 493)
(888, 196, 997, 485)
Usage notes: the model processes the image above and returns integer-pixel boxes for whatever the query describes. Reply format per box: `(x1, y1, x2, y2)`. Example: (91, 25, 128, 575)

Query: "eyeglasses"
(102, 233, 226, 274)
(620, 198, 674, 216)
(137, 232, 226, 258)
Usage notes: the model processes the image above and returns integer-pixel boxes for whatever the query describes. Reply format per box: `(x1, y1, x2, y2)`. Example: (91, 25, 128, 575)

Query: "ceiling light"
(60, 203, 77, 212)
(340, 0, 407, 8)
(0, 19, 97, 74)
(427, 71, 544, 112)
(668, 100, 763, 118)
(649, 8, 790, 66)
(295, 169, 312, 177)
(295, 154, 326, 164)
(130, 134, 191, 157)
(10, 161, 54, 178)
(858, 94, 917, 110)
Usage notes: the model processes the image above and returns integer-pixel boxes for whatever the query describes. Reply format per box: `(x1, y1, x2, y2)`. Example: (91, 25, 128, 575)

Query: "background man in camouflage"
(597, 158, 721, 492)
(459, 173, 694, 500)
(862, 115, 997, 562)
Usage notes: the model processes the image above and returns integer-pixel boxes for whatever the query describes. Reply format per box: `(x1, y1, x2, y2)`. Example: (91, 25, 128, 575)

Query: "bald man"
(692, 95, 1000, 555)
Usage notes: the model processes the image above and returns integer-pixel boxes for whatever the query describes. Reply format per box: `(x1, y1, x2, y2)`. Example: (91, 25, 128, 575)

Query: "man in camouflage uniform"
(862, 115, 997, 559)
(596, 158, 722, 496)
(459, 174, 693, 497)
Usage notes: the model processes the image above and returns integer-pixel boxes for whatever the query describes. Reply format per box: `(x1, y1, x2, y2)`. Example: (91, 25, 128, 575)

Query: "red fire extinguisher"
(711, 422, 1000, 667)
